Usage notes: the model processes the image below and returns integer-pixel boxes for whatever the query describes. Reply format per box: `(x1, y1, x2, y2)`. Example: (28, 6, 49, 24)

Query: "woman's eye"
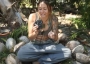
(38, 8, 42, 10)
(44, 9, 47, 10)
(38, 8, 47, 11)
(39, 9, 42, 10)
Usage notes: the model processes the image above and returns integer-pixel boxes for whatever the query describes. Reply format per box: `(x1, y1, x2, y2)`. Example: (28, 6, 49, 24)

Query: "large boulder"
(0, 42, 5, 52)
(19, 36, 29, 43)
(6, 38, 16, 51)
(58, 33, 68, 45)
(66, 40, 80, 50)
(5, 53, 22, 64)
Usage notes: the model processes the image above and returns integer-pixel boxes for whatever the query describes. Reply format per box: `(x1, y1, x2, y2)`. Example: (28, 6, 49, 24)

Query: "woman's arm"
(28, 13, 39, 40)
(48, 15, 58, 41)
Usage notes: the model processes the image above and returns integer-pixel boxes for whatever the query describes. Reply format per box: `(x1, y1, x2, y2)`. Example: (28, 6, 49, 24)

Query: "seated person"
(17, 0, 71, 64)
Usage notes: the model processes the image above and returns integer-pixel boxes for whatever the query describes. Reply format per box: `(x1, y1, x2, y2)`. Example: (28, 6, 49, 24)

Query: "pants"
(17, 40, 71, 64)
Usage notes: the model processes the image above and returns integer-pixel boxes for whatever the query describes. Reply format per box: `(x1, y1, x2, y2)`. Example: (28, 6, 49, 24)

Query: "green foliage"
(70, 29, 83, 40)
(67, 0, 90, 40)
(70, 32, 78, 40)
(60, 58, 73, 64)
(0, 48, 10, 64)
(20, 0, 31, 8)
(70, 29, 89, 40)
(69, 0, 90, 29)
(79, 1, 90, 29)
(9, 24, 28, 42)
(0, 24, 28, 64)
(72, 18, 87, 29)
(70, 18, 87, 40)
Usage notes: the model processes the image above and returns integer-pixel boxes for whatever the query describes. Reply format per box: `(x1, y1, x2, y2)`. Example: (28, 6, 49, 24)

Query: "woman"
(17, 0, 71, 64)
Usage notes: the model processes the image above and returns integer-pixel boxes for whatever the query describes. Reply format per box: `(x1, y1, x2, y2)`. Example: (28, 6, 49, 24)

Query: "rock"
(66, 40, 80, 50)
(76, 53, 90, 63)
(0, 29, 10, 33)
(58, 33, 68, 41)
(5, 53, 22, 64)
(72, 45, 84, 54)
(0, 42, 5, 52)
(58, 33, 68, 45)
(19, 36, 29, 43)
(6, 38, 16, 51)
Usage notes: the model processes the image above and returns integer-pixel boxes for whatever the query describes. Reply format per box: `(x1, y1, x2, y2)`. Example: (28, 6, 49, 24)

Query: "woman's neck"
(41, 17, 49, 24)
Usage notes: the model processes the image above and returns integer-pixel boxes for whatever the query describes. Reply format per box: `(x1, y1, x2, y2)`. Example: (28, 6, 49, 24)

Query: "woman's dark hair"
(37, 0, 52, 14)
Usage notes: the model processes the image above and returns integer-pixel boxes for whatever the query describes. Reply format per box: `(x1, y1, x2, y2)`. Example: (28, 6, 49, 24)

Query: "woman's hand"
(32, 24, 39, 35)
(48, 31, 55, 40)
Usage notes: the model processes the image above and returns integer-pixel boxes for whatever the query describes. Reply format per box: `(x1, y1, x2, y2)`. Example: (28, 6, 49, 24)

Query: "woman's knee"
(64, 48, 71, 58)
(17, 48, 24, 61)
(16, 45, 29, 61)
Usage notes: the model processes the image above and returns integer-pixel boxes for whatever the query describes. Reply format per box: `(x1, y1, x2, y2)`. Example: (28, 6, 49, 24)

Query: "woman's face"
(38, 2, 49, 18)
